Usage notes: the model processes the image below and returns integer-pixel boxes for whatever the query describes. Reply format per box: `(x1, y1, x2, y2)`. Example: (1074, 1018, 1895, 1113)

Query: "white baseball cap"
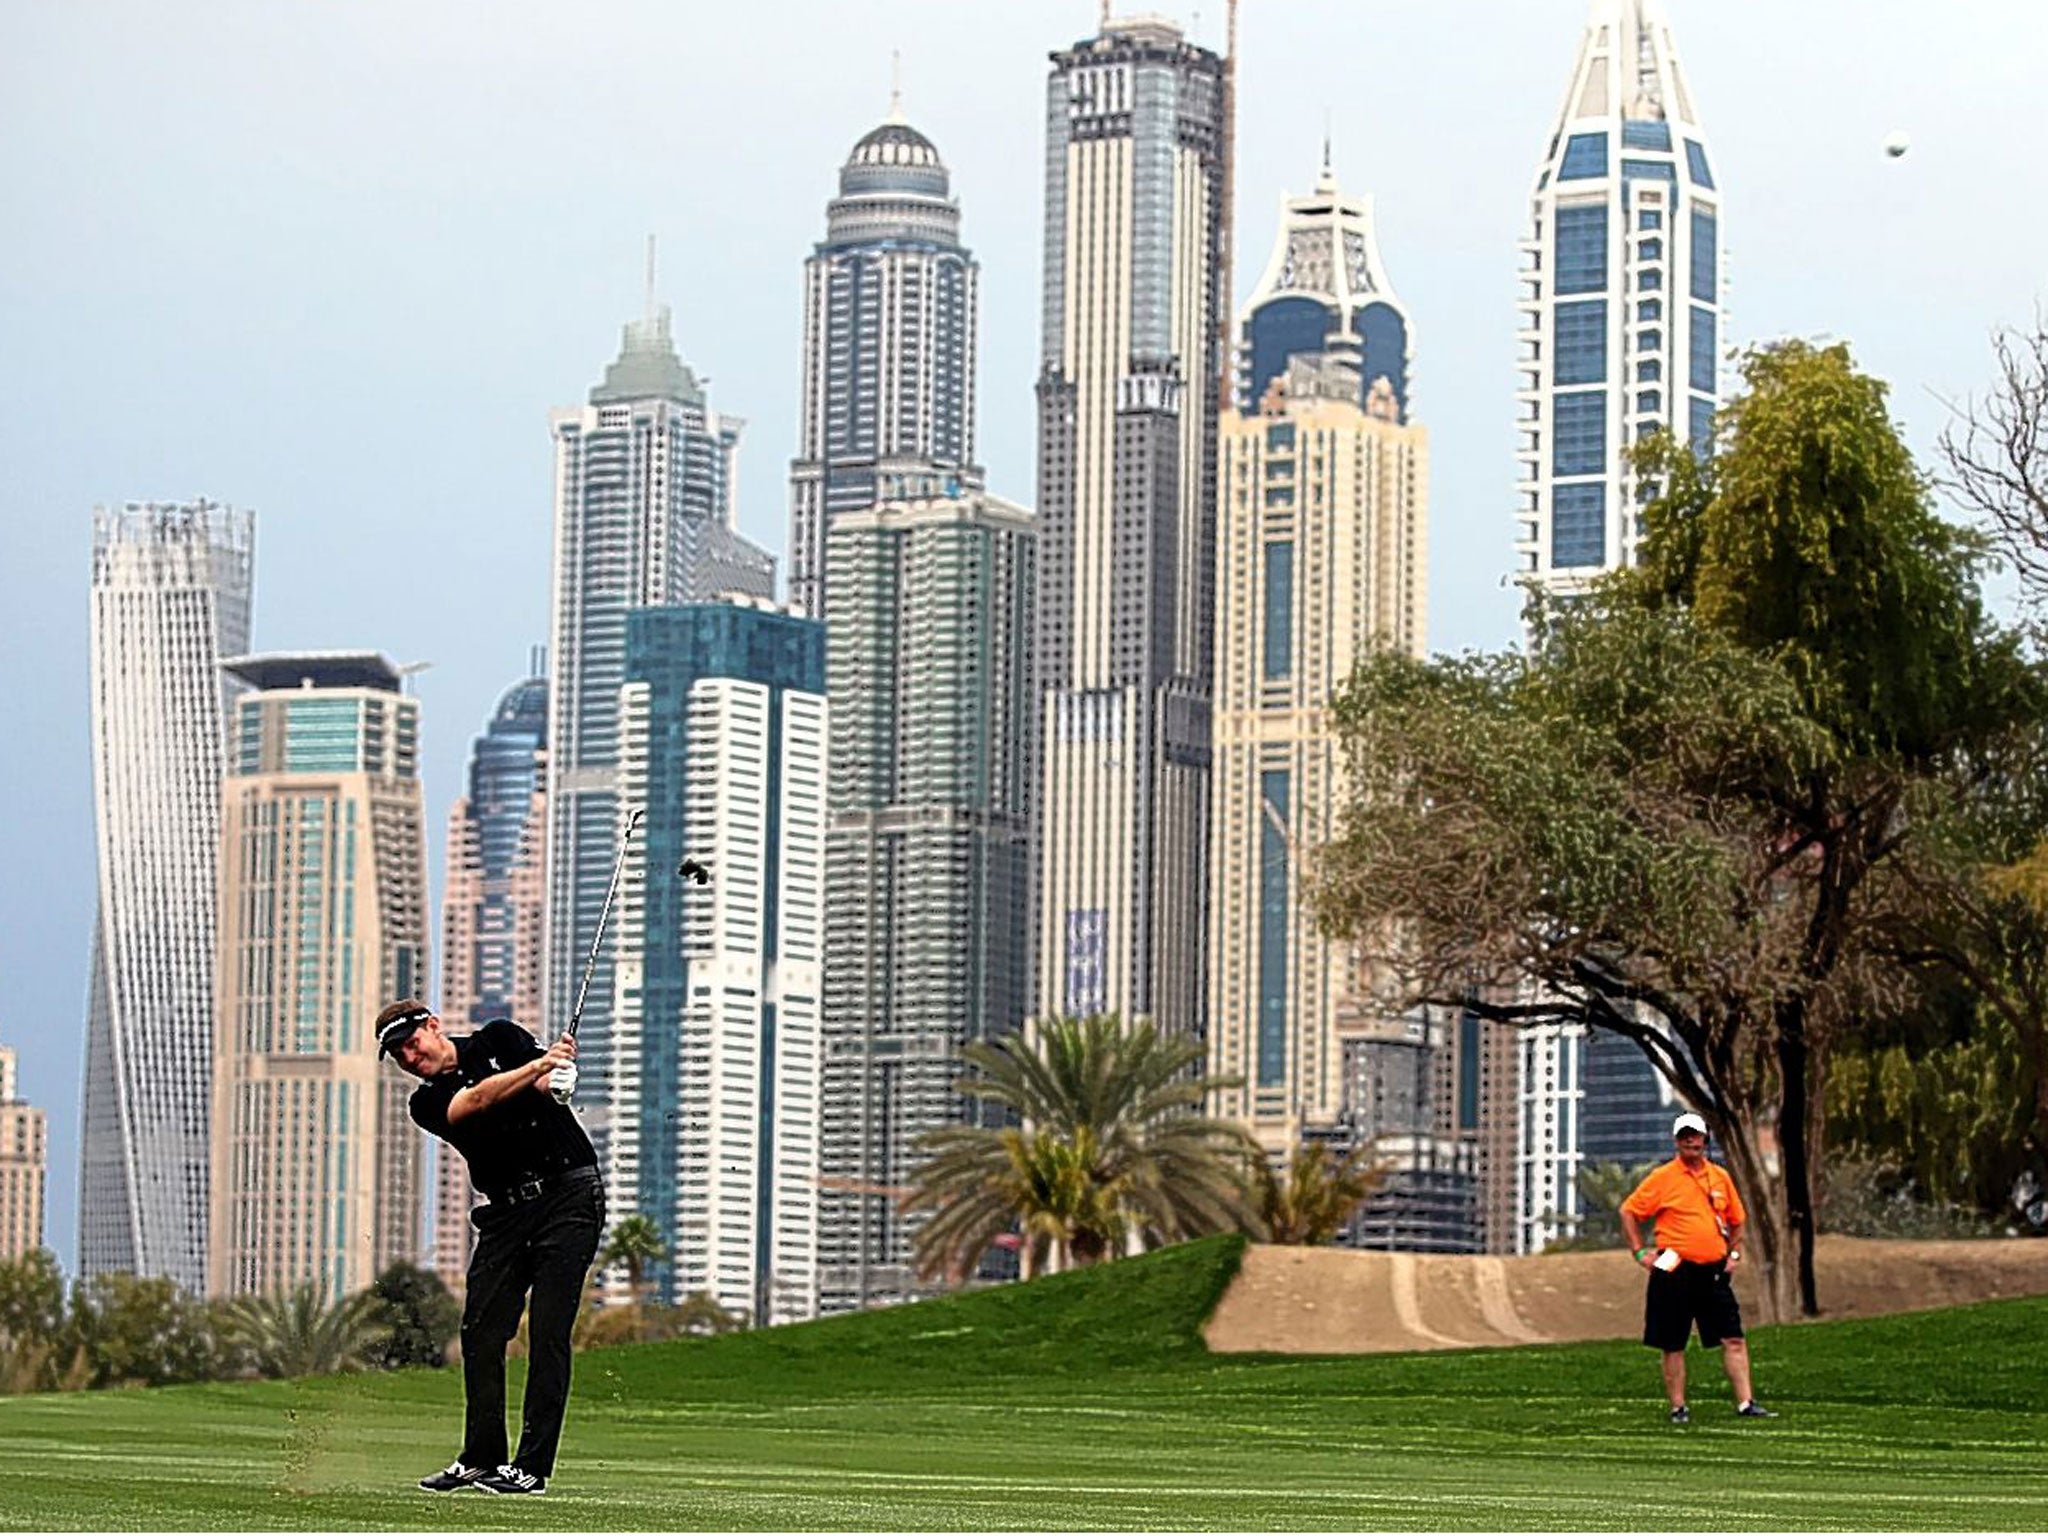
(1672, 1112, 1709, 1138)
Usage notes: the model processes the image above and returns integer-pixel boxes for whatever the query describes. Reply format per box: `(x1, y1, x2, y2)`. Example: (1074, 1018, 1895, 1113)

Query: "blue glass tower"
(444, 668, 548, 1028)
(1513, 1, 1723, 1250)
(1516, 0, 1724, 591)
(611, 600, 828, 1322)
(1240, 147, 1413, 423)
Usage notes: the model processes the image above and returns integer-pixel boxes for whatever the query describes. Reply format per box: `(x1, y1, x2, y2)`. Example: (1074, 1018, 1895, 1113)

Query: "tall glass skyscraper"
(1516, 0, 1723, 592)
(1514, 0, 1721, 1248)
(210, 652, 426, 1298)
(434, 661, 548, 1289)
(818, 490, 1036, 1313)
(1209, 159, 1426, 1159)
(610, 600, 827, 1323)
(81, 501, 254, 1291)
(544, 307, 775, 1178)
(1035, 15, 1227, 1039)
(789, 108, 981, 620)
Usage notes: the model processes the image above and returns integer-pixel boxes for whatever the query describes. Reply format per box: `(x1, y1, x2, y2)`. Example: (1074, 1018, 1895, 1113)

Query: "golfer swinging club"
(1620, 1111, 1776, 1424)
(378, 998, 602, 1494)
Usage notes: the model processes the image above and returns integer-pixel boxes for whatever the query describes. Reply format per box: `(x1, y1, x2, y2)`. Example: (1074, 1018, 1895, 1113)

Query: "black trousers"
(460, 1168, 604, 1477)
(1643, 1258, 1744, 1352)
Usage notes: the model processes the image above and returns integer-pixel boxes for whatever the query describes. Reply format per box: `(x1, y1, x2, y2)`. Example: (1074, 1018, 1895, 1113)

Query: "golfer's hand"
(549, 1064, 578, 1103)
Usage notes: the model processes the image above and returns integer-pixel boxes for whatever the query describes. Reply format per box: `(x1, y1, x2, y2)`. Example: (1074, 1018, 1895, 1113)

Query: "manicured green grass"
(4, 1235, 2044, 1530)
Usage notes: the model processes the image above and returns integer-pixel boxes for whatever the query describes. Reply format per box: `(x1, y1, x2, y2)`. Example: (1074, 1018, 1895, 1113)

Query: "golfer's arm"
(447, 1057, 551, 1124)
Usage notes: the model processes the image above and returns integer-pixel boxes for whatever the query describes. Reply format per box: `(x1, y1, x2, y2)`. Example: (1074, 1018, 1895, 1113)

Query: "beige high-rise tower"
(210, 653, 427, 1298)
(1207, 159, 1427, 1153)
(0, 1043, 48, 1261)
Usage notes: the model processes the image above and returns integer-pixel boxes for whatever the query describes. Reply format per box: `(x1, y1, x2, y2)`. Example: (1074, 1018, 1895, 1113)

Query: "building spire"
(887, 49, 904, 122)
(643, 233, 658, 323)
(1318, 113, 1335, 192)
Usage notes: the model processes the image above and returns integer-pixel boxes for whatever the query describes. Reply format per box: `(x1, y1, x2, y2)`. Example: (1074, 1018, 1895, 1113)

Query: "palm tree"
(597, 1214, 667, 1335)
(904, 1013, 1259, 1281)
(218, 1284, 390, 1379)
(1253, 1140, 1385, 1246)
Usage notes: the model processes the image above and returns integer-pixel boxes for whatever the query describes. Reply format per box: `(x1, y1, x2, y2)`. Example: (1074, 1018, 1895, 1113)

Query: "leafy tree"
(670, 1290, 743, 1336)
(1316, 342, 2041, 1319)
(1815, 1158, 2000, 1240)
(0, 1249, 70, 1394)
(576, 1289, 743, 1350)
(1252, 1141, 1384, 1246)
(217, 1284, 390, 1380)
(598, 1215, 667, 1309)
(1540, 1163, 1657, 1253)
(69, 1274, 219, 1388)
(903, 1014, 1259, 1281)
(367, 1263, 460, 1369)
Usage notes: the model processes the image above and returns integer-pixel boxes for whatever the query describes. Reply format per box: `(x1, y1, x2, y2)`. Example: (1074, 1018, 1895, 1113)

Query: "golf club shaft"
(564, 807, 645, 1042)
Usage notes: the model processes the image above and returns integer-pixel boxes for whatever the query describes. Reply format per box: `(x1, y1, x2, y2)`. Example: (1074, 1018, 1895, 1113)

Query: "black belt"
(487, 1165, 601, 1206)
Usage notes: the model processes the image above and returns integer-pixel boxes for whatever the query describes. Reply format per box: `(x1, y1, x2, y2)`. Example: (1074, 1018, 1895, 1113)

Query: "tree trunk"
(1711, 1095, 1795, 1325)
(1775, 1001, 1822, 1316)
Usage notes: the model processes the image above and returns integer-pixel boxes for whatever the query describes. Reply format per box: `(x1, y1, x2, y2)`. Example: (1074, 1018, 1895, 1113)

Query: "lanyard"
(1683, 1162, 1731, 1240)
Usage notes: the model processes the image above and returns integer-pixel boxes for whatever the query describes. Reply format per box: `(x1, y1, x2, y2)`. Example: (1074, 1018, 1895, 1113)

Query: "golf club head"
(678, 856, 711, 886)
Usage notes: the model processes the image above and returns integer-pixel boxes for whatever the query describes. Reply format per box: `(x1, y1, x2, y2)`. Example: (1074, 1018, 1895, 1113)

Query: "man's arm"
(1723, 1219, 1744, 1269)
(1621, 1210, 1657, 1268)
(448, 1038, 574, 1125)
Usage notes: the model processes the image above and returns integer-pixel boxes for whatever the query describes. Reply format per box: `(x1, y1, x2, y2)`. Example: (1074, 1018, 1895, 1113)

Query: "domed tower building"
(788, 106, 982, 620)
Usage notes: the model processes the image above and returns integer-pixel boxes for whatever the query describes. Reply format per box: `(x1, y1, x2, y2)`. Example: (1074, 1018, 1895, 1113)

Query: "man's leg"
(1720, 1337, 1755, 1402)
(1643, 1271, 1688, 1412)
(1661, 1349, 1687, 1409)
(460, 1213, 536, 1471)
(510, 1182, 604, 1478)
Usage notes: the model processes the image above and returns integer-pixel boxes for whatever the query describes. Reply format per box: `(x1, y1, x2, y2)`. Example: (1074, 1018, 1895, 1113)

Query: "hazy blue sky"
(3, 0, 2043, 1269)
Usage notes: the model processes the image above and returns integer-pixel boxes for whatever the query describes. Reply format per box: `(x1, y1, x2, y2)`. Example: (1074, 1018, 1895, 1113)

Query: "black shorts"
(1643, 1259, 1744, 1351)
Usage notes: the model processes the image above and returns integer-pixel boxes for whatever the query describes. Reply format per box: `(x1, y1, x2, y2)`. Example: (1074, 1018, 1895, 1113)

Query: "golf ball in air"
(1883, 131, 1910, 158)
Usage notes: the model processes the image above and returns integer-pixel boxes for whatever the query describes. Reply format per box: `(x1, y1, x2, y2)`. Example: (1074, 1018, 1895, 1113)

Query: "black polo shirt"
(409, 1019, 597, 1196)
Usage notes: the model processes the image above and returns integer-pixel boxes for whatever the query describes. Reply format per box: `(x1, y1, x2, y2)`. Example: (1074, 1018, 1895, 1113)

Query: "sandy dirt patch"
(1203, 1237, 2048, 1354)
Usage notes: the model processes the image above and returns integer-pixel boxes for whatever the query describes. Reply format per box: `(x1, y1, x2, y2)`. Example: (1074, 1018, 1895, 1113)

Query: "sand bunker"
(1203, 1236, 2048, 1354)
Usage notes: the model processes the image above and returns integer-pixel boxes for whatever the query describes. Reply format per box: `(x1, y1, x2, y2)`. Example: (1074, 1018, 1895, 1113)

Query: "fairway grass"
(4, 1236, 2046, 1531)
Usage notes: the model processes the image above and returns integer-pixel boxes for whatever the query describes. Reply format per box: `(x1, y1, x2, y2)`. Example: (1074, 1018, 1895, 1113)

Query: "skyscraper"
(1516, 0, 1723, 592)
(1208, 159, 1426, 1160)
(610, 599, 826, 1323)
(1036, 14, 1227, 1037)
(545, 306, 776, 1181)
(434, 661, 549, 1289)
(1240, 147, 1414, 423)
(1513, 0, 1722, 1248)
(789, 108, 981, 620)
(818, 489, 1036, 1313)
(210, 652, 426, 1298)
(81, 500, 254, 1291)
(0, 1043, 48, 1262)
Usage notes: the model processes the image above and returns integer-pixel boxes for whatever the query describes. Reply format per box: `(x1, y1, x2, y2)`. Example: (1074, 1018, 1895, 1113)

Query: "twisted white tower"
(81, 501, 254, 1289)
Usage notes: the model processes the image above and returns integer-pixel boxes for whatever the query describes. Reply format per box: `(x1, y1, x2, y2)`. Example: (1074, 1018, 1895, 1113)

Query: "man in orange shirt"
(1620, 1112, 1776, 1425)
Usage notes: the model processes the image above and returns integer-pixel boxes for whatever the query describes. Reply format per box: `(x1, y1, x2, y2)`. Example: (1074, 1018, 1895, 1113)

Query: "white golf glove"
(549, 1064, 578, 1103)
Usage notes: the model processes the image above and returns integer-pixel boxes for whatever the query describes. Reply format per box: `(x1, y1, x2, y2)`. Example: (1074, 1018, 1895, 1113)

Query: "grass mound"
(3, 1235, 2045, 1531)
(598, 1230, 1247, 1401)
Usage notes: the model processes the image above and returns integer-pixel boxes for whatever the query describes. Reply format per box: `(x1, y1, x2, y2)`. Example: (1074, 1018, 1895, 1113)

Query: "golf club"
(564, 806, 645, 1043)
